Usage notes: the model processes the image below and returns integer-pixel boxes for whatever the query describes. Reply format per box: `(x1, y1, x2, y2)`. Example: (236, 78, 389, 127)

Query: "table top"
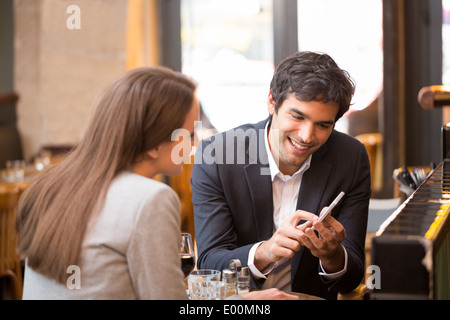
(249, 289, 324, 300)
(286, 291, 325, 300)
(0, 154, 68, 189)
(0, 165, 38, 189)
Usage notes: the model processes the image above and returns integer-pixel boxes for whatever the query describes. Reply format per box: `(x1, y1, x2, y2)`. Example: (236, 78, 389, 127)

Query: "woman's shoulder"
(100, 171, 180, 224)
(103, 171, 179, 211)
(113, 171, 175, 195)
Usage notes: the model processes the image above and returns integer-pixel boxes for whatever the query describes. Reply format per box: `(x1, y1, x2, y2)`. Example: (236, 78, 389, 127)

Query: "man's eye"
(291, 114, 304, 120)
(319, 123, 332, 129)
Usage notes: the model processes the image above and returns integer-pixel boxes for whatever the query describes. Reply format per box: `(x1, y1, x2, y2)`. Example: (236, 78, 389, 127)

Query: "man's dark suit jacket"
(191, 118, 371, 300)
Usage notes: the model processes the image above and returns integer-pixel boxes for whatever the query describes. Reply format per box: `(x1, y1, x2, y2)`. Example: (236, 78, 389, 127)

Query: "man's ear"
(146, 148, 159, 159)
(267, 91, 275, 115)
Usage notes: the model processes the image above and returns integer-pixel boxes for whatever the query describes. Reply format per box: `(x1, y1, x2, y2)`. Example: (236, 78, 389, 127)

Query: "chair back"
(0, 184, 23, 299)
(355, 133, 383, 197)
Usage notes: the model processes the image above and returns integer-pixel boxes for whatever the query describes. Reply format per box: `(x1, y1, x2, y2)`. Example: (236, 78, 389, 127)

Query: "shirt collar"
(264, 120, 312, 182)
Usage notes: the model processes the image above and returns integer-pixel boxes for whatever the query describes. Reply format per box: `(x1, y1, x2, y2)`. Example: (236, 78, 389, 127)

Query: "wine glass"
(180, 232, 195, 278)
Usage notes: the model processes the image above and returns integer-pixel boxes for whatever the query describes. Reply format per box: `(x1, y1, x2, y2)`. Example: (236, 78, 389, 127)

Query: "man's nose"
(298, 122, 314, 144)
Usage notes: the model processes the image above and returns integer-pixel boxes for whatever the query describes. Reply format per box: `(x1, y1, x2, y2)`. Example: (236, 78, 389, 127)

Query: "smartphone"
(312, 191, 345, 230)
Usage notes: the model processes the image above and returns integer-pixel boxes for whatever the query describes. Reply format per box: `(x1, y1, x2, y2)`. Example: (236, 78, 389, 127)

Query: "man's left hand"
(299, 207, 346, 273)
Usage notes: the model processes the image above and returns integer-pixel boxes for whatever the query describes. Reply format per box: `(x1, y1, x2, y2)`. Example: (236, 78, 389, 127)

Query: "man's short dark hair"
(270, 51, 355, 120)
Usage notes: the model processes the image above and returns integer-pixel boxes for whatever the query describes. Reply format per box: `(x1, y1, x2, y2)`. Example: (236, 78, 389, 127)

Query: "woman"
(17, 66, 199, 299)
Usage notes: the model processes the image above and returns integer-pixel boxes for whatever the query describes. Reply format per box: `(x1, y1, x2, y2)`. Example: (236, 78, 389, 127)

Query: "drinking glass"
(34, 150, 52, 171)
(180, 233, 195, 278)
(5, 160, 26, 182)
(188, 280, 226, 300)
(187, 270, 223, 300)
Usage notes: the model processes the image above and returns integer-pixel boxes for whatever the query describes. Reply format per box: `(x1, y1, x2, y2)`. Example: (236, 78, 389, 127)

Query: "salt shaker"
(237, 266, 250, 295)
(222, 269, 237, 297)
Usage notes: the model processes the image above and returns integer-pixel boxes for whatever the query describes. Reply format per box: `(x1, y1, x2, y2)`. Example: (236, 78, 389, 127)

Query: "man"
(191, 51, 371, 300)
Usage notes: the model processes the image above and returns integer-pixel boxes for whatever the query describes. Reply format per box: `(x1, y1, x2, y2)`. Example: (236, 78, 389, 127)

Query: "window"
(181, 0, 274, 132)
(444, 0, 450, 84)
(297, 0, 383, 133)
(181, 0, 383, 134)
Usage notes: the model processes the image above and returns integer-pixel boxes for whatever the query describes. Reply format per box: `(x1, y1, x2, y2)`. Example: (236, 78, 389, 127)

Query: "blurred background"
(1, 0, 449, 199)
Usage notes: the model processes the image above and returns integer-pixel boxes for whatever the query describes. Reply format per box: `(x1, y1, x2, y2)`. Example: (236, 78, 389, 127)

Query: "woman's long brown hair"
(16, 66, 196, 283)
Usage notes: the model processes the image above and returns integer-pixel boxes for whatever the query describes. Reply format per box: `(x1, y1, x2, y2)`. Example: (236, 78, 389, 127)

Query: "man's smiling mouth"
(288, 137, 311, 151)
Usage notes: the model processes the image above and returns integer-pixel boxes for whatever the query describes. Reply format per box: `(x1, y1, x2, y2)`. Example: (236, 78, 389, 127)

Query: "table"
(0, 165, 38, 190)
(285, 291, 325, 300)
(0, 154, 67, 189)
(249, 289, 324, 300)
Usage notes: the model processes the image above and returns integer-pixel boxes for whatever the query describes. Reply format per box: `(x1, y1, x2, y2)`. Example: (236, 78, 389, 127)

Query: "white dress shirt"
(247, 122, 347, 291)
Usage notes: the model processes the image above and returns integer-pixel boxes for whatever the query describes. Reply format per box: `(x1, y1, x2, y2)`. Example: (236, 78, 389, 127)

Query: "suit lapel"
(244, 164, 273, 240)
(243, 119, 274, 240)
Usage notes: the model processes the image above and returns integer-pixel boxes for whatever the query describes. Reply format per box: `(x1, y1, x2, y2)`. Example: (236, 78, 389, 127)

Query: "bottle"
(222, 269, 237, 297)
(237, 266, 250, 295)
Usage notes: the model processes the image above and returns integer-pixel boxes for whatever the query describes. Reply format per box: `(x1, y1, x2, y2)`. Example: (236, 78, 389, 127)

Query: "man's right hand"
(254, 210, 318, 271)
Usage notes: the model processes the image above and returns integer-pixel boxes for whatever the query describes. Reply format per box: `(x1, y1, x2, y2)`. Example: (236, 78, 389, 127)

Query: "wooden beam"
(382, 0, 406, 197)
